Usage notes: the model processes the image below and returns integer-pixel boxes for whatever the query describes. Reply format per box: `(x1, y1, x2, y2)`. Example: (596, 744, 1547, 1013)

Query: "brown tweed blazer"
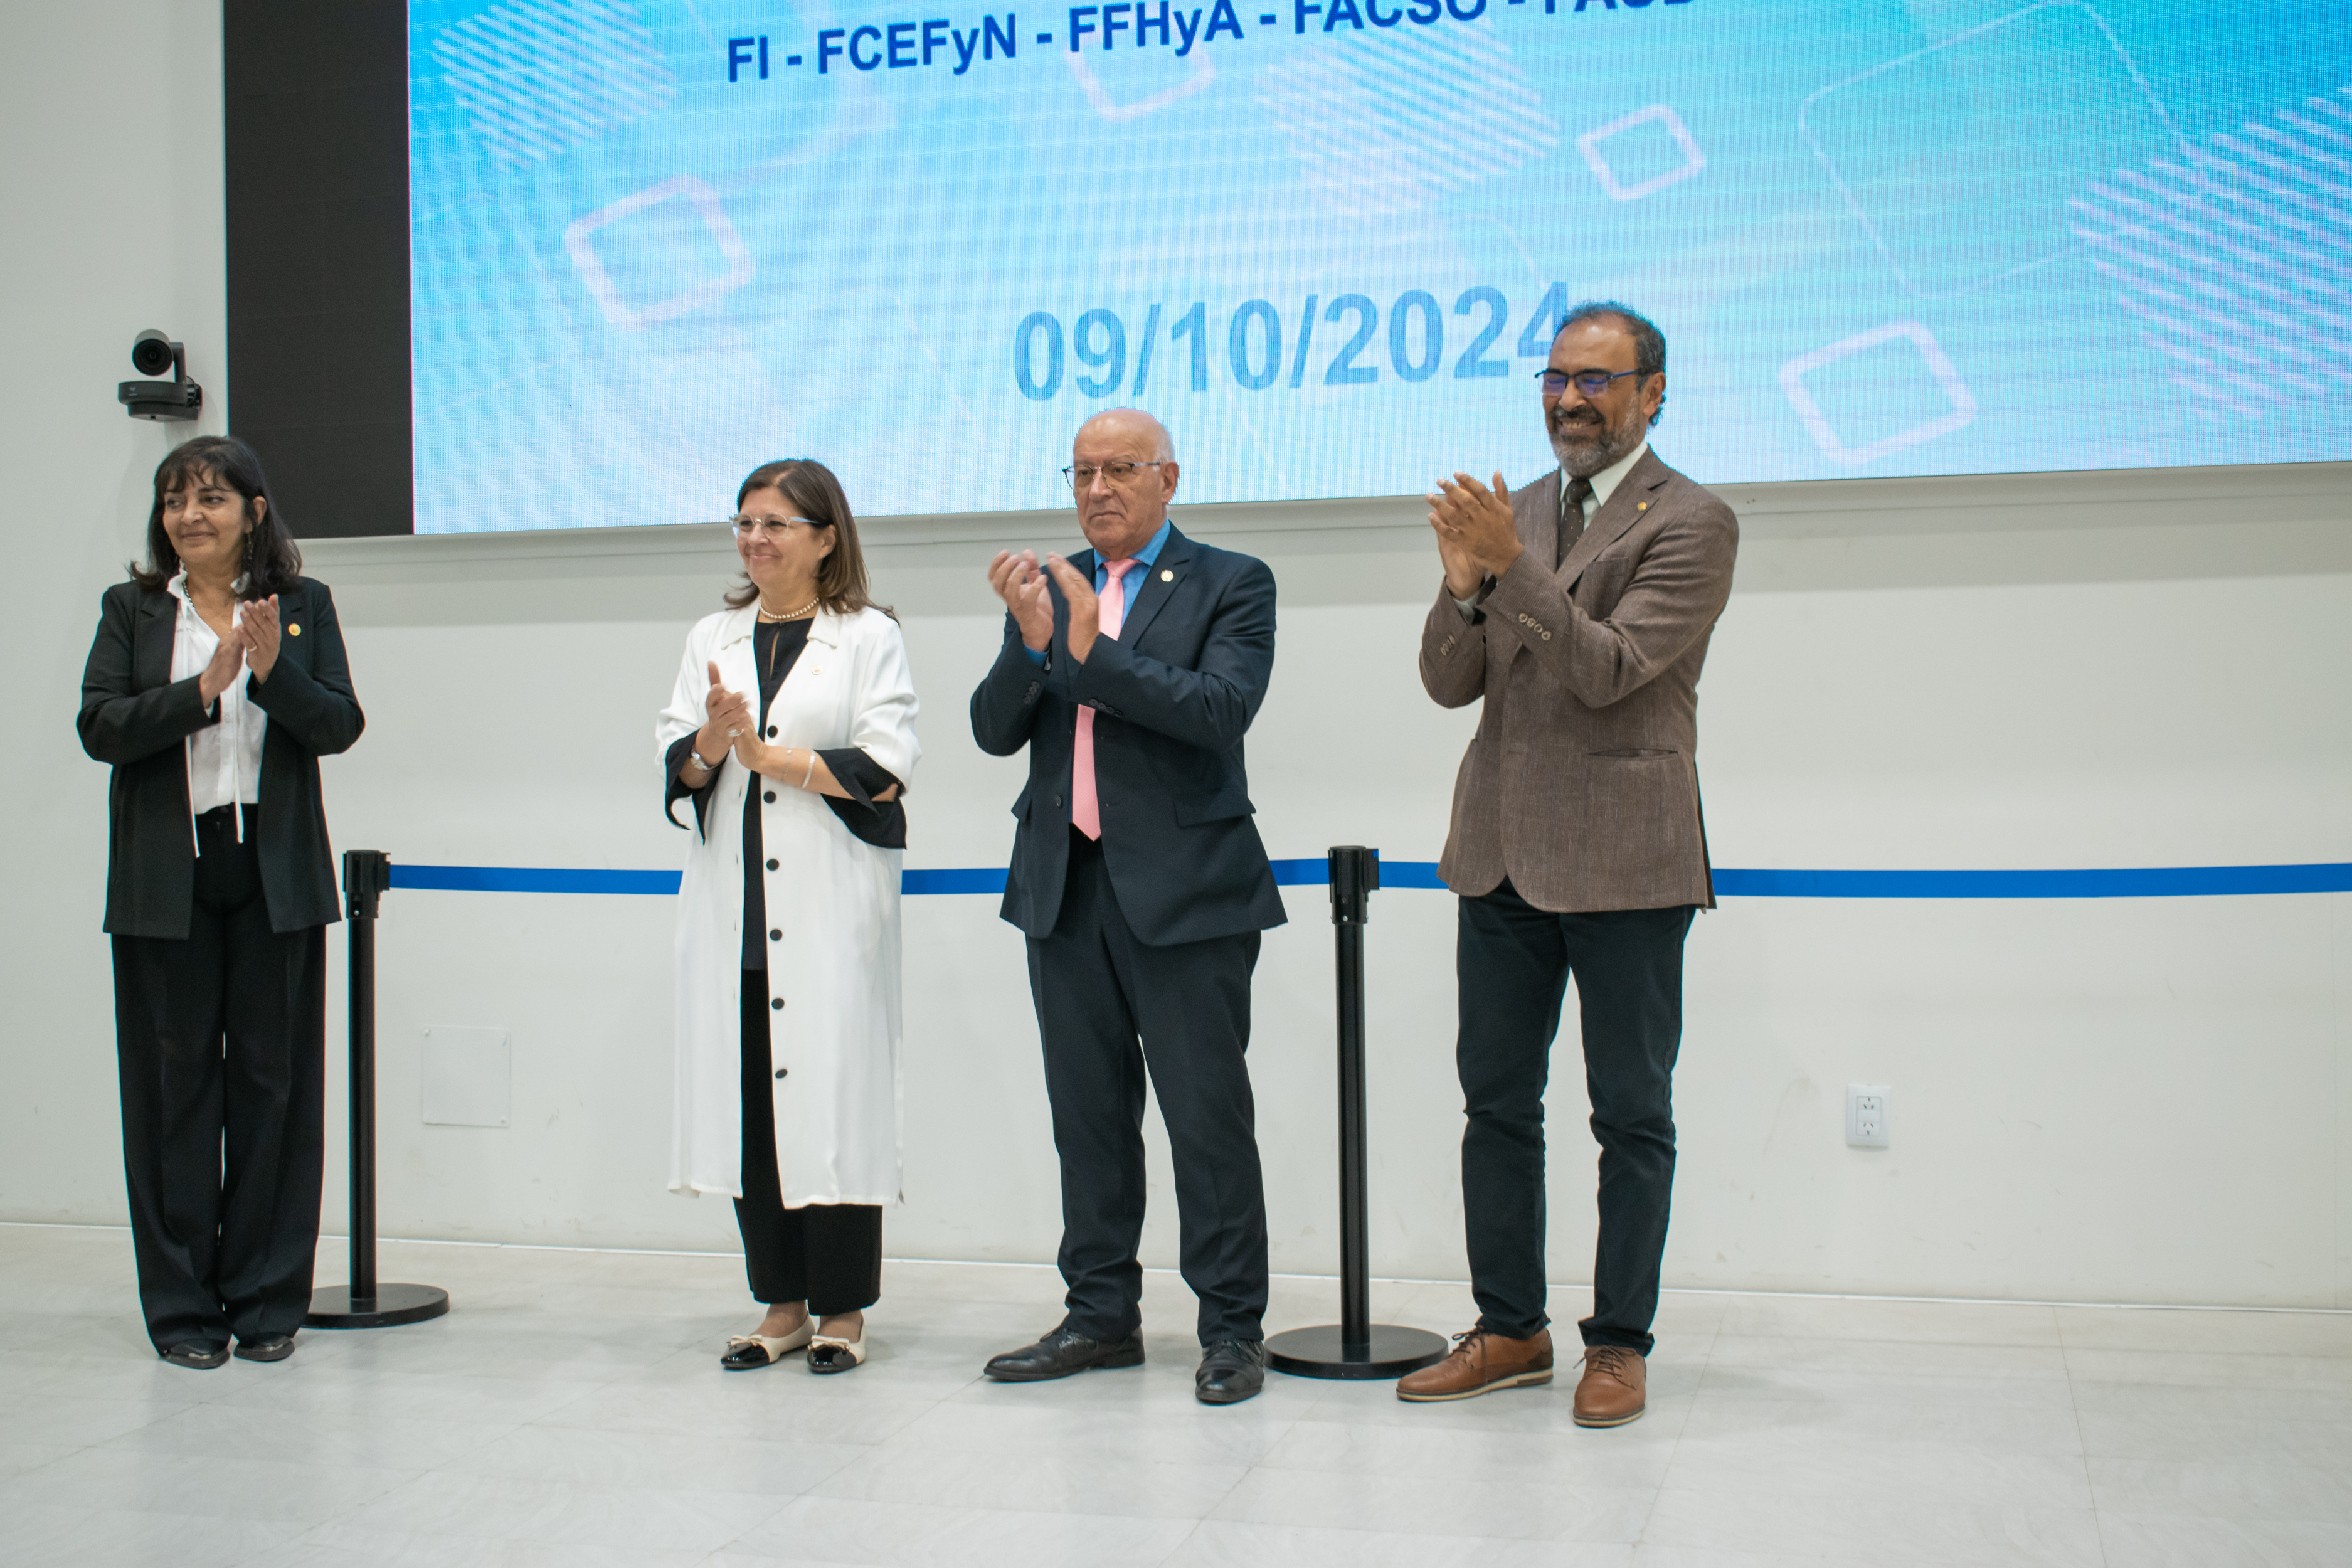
(1419, 448, 1738, 913)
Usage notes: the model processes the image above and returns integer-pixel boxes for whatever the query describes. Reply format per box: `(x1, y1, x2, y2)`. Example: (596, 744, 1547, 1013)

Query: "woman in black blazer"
(77, 436, 364, 1369)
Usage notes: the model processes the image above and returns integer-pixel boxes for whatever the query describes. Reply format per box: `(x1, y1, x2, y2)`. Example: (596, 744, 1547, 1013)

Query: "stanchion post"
(1333, 844, 1372, 1352)
(349, 849, 381, 1304)
(305, 851, 450, 1330)
(1265, 847, 1448, 1379)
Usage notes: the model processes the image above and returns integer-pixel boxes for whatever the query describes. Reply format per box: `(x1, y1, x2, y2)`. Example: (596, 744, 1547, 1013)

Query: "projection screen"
(406, 0, 2352, 532)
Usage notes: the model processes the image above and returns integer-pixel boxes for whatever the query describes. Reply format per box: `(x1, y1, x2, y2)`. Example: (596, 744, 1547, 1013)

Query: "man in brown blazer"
(1394, 301, 1737, 1424)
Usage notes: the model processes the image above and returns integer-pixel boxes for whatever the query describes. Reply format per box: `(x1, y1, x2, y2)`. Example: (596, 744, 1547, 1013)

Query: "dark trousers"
(1025, 828, 1268, 1345)
(1456, 880, 1695, 1355)
(734, 972, 881, 1315)
(109, 805, 326, 1352)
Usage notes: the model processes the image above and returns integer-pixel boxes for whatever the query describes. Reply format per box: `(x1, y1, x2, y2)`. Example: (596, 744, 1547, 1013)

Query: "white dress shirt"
(1454, 440, 1651, 617)
(167, 573, 266, 835)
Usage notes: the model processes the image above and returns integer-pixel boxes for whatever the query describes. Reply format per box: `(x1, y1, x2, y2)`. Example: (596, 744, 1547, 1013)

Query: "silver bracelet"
(689, 748, 723, 773)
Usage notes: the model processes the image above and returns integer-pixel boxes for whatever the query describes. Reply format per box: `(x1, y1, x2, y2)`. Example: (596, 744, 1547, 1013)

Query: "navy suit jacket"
(969, 524, 1286, 946)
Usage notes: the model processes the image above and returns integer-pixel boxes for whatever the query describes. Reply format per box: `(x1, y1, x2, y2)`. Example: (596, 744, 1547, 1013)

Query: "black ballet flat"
(234, 1333, 296, 1362)
(159, 1342, 230, 1370)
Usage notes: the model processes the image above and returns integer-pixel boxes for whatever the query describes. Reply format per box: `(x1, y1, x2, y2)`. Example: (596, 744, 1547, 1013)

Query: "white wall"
(5, 2, 2348, 1311)
(1, 0, 235, 1237)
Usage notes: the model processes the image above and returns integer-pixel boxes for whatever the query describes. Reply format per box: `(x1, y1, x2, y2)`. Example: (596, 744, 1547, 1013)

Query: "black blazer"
(970, 525, 1286, 946)
(78, 577, 364, 938)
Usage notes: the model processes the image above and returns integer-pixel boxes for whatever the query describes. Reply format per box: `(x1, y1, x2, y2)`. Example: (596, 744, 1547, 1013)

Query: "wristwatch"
(689, 748, 723, 773)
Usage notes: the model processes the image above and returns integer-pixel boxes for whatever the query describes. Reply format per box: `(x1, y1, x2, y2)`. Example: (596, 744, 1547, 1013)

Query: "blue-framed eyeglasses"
(1535, 368, 1644, 398)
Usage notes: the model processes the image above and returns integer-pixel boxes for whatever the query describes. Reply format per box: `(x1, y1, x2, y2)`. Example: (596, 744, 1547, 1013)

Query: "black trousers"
(1456, 880, 1695, 1355)
(1025, 827, 1268, 1345)
(110, 805, 326, 1352)
(734, 972, 881, 1315)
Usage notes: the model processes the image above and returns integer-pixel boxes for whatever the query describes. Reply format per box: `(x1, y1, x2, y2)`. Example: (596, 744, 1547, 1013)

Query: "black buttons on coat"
(764, 790, 776, 802)
(774, 1067, 788, 1079)
(769, 928, 781, 941)
(766, 858, 778, 870)
(766, 725, 778, 738)
(1051, 793, 1062, 807)
(771, 997, 783, 1010)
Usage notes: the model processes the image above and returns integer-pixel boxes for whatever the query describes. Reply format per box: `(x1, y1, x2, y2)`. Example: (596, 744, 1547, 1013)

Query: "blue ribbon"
(384, 861, 2352, 899)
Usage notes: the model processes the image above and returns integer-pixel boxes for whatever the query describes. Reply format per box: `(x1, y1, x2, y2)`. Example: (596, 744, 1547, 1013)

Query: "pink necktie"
(1070, 558, 1139, 841)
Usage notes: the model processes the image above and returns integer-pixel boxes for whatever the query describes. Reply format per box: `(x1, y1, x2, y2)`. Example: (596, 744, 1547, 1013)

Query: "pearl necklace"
(756, 593, 819, 622)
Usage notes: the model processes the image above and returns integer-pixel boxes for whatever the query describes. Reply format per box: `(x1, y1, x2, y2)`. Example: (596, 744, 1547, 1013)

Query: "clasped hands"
(692, 662, 899, 801)
(1427, 471, 1522, 600)
(986, 549, 1107, 665)
(196, 595, 283, 706)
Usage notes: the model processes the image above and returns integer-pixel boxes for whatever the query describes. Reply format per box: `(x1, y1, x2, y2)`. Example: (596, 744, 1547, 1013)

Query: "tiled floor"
(3, 1224, 2349, 1567)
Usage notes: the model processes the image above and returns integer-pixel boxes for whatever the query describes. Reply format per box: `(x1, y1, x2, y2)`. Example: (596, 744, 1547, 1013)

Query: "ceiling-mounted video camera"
(119, 329, 203, 421)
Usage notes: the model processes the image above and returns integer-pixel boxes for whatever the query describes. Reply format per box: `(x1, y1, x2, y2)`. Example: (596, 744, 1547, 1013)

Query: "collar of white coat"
(716, 603, 847, 652)
(1564, 439, 1650, 516)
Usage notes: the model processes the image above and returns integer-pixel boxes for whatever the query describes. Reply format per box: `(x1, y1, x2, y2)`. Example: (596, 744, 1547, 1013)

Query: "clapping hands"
(196, 594, 287, 706)
(697, 660, 754, 771)
(987, 549, 1054, 653)
(1428, 472, 1522, 596)
(242, 595, 283, 682)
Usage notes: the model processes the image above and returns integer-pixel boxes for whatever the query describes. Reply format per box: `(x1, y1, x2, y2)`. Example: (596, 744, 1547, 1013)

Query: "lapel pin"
(1637, 502, 1648, 511)
(1160, 569, 1173, 581)
(289, 624, 302, 635)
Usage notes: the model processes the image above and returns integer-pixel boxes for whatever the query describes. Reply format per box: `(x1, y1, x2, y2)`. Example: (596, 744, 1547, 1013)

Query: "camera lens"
(130, 330, 174, 378)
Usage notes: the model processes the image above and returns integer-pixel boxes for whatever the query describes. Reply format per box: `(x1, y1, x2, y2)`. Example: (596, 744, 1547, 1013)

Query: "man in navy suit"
(971, 408, 1285, 1404)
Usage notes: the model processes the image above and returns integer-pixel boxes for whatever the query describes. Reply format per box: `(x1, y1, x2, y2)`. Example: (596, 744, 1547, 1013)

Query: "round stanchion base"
(1266, 1322, 1449, 1380)
(305, 1283, 450, 1329)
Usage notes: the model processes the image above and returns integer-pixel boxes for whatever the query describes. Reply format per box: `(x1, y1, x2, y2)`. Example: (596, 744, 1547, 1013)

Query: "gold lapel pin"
(289, 624, 302, 635)
(1160, 569, 1173, 581)
(1637, 502, 1649, 511)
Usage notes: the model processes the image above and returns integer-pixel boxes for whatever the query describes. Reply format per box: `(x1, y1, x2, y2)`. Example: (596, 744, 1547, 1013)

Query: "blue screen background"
(408, 0, 2352, 532)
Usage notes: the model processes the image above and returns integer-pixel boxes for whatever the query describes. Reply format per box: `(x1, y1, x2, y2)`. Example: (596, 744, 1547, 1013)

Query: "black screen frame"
(224, 0, 413, 539)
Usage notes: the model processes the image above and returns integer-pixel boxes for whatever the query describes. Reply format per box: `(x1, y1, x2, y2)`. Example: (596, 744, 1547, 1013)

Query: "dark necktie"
(1559, 475, 1595, 567)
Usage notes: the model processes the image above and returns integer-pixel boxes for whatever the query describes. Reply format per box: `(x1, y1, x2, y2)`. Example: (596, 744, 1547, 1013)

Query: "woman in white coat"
(657, 458, 919, 1374)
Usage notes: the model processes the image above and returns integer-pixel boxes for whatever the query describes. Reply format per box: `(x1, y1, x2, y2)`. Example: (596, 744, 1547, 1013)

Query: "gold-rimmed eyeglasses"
(1061, 460, 1166, 491)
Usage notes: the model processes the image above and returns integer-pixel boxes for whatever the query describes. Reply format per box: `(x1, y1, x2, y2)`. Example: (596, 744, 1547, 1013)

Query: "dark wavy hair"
(130, 435, 304, 597)
(1558, 300, 1668, 428)
(723, 458, 893, 620)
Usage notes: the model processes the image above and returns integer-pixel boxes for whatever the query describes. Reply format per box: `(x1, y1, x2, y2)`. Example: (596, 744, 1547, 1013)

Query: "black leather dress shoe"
(159, 1342, 230, 1370)
(234, 1333, 295, 1363)
(983, 1323, 1145, 1381)
(1195, 1339, 1267, 1404)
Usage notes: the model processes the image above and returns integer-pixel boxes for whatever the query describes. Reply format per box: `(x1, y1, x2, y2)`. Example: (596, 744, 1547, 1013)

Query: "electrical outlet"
(1846, 1084, 1890, 1148)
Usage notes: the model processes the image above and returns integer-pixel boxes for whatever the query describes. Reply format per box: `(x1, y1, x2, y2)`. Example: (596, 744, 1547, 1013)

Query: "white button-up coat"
(656, 605, 920, 1207)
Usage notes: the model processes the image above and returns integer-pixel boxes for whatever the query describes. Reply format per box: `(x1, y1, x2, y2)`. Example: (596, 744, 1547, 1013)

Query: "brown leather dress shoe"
(1395, 1326, 1553, 1402)
(1572, 1345, 1648, 1426)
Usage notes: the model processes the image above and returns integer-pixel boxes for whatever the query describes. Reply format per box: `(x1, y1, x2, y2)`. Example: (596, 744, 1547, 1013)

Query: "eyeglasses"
(1535, 368, 1645, 398)
(730, 514, 829, 539)
(1061, 460, 1167, 491)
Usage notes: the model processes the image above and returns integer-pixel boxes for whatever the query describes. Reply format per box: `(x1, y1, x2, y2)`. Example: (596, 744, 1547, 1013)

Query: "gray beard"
(1549, 415, 1643, 479)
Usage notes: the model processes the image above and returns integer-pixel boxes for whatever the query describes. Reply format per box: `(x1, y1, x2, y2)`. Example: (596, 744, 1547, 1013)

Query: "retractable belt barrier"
(383, 862, 2352, 899)
(305, 850, 450, 1332)
(315, 850, 2349, 1337)
(1267, 847, 1449, 1380)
